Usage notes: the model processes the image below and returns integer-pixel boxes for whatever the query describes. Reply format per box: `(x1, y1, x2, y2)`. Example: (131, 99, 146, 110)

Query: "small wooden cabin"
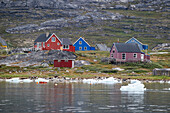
(73, 37, 95, 51)
(110, 43, 150, 62)
(34, 33, 75, 52)
(54, 59, 75, 68)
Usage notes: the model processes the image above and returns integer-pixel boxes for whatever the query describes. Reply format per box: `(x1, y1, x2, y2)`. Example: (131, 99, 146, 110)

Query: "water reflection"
(0, 82, 170, 112)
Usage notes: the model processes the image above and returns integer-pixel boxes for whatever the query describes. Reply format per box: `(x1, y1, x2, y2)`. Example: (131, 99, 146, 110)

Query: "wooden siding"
(54, 60, 74, 68)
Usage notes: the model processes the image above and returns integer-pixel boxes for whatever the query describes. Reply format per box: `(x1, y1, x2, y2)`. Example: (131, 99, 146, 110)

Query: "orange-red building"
(34, 33, 75, 52)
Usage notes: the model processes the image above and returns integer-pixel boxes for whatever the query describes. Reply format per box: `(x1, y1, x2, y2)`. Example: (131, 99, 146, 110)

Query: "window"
(38, 42, 41, 47)
(58, 60, 61, 62)
(52, 37, 56, 42)
(37, 42, 39, 48)
(79, 41, 82, 45)
(84, 47, 87, 50)
(111, 54, 113, 57)
(63, 45, 69, 49)
(66, 45, 69, 49)
(122, 53, 126, 60)
(79, 47, 82, 50)
(57, 43, 60, 45)
(112, 49, 115, 53)
(47, 44, 50, 47)
(43, 42, 45, 48)
(133, 53, 137, 58)
(65, 60, 68, 62)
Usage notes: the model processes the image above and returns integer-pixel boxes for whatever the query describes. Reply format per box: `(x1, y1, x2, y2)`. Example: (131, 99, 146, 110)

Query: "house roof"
(61, 38, 73, 45)
(73, 37, 91, 47)
(125, 37, 143, 45)
(115, 43, 141, 53)
(0, 37, 7, 46)
(34, 33, 52, 42)
(35, 33, 72, 45)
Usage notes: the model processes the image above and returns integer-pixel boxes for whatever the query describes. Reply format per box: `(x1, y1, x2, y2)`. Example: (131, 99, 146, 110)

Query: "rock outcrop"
(0, 50, 77, 67)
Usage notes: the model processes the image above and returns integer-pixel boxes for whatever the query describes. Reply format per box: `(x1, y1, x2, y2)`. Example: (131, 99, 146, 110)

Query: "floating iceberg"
(120, 80, 146, 93)
(82, 77, 122, 84)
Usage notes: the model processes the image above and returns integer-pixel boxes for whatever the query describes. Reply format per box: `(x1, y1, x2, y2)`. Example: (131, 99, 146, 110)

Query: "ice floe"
(82, 77, 122, 84)
(5, 78, 33, 83)
(120, 80, 146, 93)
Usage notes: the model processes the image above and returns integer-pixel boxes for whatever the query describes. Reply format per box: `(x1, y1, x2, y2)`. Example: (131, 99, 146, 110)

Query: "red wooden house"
(54, 59, 75, 68)
(110, 43, 150, 62)
(34, 33, 75, 52)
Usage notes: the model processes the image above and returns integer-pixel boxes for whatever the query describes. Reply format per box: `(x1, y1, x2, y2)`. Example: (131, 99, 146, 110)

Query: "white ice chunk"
(120, 80, 146, 93)
(5, 78, 22, 83)
(22, 79, 33, 83)
(35, 78, 49, 83)
(82, 77, 121, 84)
(5, 78, 33, 83)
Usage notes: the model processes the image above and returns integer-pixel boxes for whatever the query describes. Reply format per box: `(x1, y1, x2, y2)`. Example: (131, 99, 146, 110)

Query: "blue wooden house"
(125, 37, 148, 50)
(73, 37, 95, 51)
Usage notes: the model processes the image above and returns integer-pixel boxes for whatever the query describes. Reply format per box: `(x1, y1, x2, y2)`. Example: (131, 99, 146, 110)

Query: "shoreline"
(0, 73, 170, 81)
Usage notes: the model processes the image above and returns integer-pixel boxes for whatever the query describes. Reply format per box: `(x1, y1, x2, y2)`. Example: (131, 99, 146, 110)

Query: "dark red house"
(54, 59, 75, 68)
(34, 33, 75, 52)
(110, 43, 150, 62)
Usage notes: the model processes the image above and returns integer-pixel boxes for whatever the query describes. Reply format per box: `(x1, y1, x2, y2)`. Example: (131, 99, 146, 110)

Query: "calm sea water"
(0, 81, 170, 113)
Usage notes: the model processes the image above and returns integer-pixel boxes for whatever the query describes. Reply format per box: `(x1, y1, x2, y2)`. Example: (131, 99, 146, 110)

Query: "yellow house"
(0, 37, 7, 48)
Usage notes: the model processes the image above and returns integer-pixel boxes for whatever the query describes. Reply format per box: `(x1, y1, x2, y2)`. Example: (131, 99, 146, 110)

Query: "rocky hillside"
(0, 0, 169, 49)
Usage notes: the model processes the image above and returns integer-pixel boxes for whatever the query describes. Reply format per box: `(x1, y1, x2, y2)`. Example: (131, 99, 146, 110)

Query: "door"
(141, 54, 144, 62)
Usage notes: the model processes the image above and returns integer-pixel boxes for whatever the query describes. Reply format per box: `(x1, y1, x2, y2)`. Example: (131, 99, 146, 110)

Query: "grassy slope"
(0, 8, 169, 49)
(0, 51, 169, 80)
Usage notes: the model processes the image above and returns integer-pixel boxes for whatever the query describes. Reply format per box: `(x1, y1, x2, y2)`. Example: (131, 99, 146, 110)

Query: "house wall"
(110, 44, 141, 62)
(44, 34, 61, 50)
(54, 60, 73, 68)
(74, 38, 91, 51)
(63, 45, 75, 52)
(34, 42, 43, 50)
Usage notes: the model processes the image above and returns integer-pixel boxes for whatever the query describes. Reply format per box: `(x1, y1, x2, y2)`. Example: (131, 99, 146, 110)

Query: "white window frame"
(58, 60, 61, 62)
(84, 47, 87, 50)
(79, 41, 82, 45)
(133, 53, 137, 58)
(52, 37, 56, 42)
(122, 53, 126, 60)
(47, 44, 50, 47)
(79, 47, 82, 50)
(57, 42, 60, 45)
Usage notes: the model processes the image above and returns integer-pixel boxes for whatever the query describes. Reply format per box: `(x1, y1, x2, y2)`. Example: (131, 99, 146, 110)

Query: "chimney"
(46, 32, 49, 37)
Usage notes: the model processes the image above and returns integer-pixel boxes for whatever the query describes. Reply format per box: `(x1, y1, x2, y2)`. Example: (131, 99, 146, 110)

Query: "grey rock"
(0, 50, 77, 67)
